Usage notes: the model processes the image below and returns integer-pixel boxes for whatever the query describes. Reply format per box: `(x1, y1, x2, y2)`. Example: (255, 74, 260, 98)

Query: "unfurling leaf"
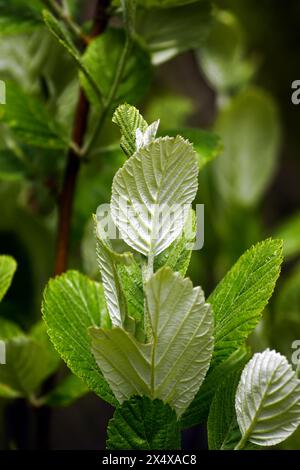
(90, 267, 213, 417)
(112, 104, 148, 157)
(111, 136, 198, 257)
(235, 350, 300, 448)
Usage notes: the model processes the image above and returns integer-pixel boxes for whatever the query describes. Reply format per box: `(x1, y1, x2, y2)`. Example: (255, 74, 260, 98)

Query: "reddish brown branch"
(54, 0, 111, 276)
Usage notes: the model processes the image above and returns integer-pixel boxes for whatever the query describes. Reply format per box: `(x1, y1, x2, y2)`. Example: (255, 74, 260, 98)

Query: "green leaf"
(162, 128, 223, 170)
(208, 369, 246, 450)
(199, 10, 256, 92)
(214, 88, 281, 207)
(209, 238, 283, 368)
(0, 255, 17, 302)
(80, 28, 152, 106)
(154, 209, 196, 276)
(274, 213, 300, 259)
(0, 0, 42, 35)
(235, 350, 300, 448)
(111, 136, 198, 257)
(112, 104, 148, 157)
(43, 10, 103, 104)
(42, 270, 117, 406)
(90, 266, 213, 417)
(1, 82, 67, 149)
(137, 1, 212, 64)
(0, 150, 26, 181)
(180, 347, 249, 429)
(43, 374, 89, 407)
(107, 396, 180, 450)
(0, 318, 59, 398)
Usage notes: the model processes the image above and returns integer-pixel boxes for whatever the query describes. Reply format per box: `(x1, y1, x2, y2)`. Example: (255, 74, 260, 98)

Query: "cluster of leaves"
(41, 104, 300, 450)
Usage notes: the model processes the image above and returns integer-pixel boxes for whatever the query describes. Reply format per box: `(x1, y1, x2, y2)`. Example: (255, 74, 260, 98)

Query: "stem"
(54, 0, 110, 275)
(54, 89, 89, 275)
(43, 0, 89, 44)
(82, 36, 132, 157)
(234, 433, 249, 450)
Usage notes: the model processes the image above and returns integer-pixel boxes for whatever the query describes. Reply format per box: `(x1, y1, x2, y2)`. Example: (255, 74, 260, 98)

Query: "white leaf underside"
(235, 349, 300, 446)
(90, 267, 213, 417)
(111, 136, 198, 257)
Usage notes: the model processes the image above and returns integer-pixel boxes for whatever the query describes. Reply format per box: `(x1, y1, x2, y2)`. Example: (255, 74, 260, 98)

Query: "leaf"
(136, 120, 160, 151)
(208, 368, 249, 450)
(107, 396, 180, 450)
(0, 0, 42, 35)
(43, 10, 103, 104)
(209, 238, 282, 368)
(112, 104, 148, 157)
(42, 270, 117, 406)
(80, 28, 152, 106)
(274, 212, 300, 259)
(43, 374, 89, 407)
(0, 318, 59, 398)
(137, 1, 212, 64)
(0, 150, 26, 181)
(154, 209, 196, 276)
(0, 255, 17, 302)
(111, 136, 198, 257)
(180, 347, 249, 429)
(95, 225, 138, 335)
(235, 350, 300, 448)
(90, 266, 213, 417)
(214, 88, 281, 207)
(0, 82, 67, 149)
(162, 128, 223, 170)
(198, 10, 256, 92)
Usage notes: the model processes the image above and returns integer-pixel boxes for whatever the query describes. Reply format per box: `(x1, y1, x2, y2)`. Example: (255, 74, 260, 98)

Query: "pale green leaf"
(111, 136, 198, 257)
(43, 374, 89, 407)
(274, 212, 300, 259)
(107, 396, 180, 450)
(95, 223, 138, 335)
(163, 128, 223, 170)
(137, 1, 212, 64)
(42, 270, 117, 406)
(0, 255, 17, 302)
(112, 103, 148, 157)
(180, 347, 249, 429)
(80, 28, 152, 106)
(199, 10, 256, 92)
(214, 88, 281, 207)
(0, 318, 59, 398)
(235, 350, 300, 448)
(90, 267, 213, 417)
(0, 82, 67, 149)
(209, 238, 282, 368)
